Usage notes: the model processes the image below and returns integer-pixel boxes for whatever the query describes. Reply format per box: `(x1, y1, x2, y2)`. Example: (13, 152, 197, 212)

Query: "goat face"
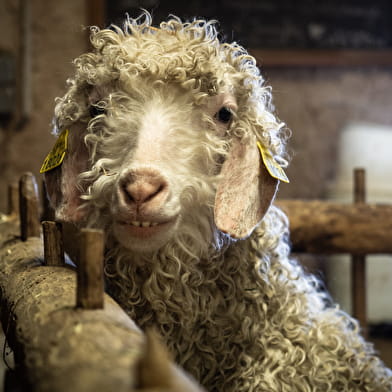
(43, 15, 285, 255)
(98, 84, 237, 253)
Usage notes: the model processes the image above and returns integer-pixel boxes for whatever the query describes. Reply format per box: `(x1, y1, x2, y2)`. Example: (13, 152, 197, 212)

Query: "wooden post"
(353, 168, 366, 205)
(19, 173, 40, 241)
(42, 221, 64, 266)
(7, 183, 19, 216)
(351, 168, 367, 335)
(77, 229, 104, 309)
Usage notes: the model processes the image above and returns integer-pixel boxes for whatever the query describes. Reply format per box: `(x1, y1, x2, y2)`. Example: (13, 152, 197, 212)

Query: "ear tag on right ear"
(257, 141, 289, 183)
(40, 129, 69, 173)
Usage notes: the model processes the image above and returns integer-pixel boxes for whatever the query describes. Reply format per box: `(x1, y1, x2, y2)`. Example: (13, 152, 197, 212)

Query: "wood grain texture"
(42, 221, 64, 267)
(0, 222, 142, 392)
(251, 49, 392, 67)
(76, 228, 104, 309)
(0, 216, 203, 392)
(276, 200, 392, 254)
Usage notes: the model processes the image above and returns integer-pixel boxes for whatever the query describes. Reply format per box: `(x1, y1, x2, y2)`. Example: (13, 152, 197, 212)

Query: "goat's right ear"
(43, 123, 89, 223)
(214, 135, 280, 239)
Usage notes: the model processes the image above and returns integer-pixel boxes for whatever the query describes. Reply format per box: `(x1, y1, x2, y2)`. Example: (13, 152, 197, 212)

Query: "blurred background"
(1, 0, 392, 371)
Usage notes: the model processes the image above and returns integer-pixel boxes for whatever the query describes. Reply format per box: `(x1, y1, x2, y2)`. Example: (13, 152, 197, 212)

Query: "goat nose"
(124, 182, 163, 204)
(120, 170, 168, 206)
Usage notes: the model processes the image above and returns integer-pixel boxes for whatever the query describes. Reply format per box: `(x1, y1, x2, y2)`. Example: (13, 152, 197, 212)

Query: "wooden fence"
(0, 168, 390, 390)
(0, 173, 203, 392)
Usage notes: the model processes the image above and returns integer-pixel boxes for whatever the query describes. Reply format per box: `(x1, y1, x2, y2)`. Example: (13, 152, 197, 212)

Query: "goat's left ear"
(43, 123, 89, 224)
(214, 135, 279, 239)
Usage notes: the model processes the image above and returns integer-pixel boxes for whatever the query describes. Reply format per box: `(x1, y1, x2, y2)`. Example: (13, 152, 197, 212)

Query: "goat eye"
(215, 107, 233, 124)
(89, 105, 106, 118)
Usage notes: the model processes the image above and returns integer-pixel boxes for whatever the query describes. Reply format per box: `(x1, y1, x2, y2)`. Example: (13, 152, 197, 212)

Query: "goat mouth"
(116, 219, 174, 239)
(122, 220, 161, 228)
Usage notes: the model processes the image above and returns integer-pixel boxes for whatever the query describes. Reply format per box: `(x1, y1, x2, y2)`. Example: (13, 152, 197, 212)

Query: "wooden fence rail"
(276, 200, 392, 254)
(0, 172, 203, 392)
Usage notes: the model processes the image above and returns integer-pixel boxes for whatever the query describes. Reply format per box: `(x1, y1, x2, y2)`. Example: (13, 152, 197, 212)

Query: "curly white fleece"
(52, 12, 392, 392)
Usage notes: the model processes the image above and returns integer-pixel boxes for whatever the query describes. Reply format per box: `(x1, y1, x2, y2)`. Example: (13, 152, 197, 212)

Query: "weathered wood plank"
(76, 229, 105, 309)
(42, 221, 64, 267)
(0, 218, 204, 392)
(0, 237, 142, 392)
(276, 200, 392, 254)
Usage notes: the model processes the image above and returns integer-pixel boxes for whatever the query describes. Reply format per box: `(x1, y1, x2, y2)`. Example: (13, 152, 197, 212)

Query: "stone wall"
(0, 0, 87, 212)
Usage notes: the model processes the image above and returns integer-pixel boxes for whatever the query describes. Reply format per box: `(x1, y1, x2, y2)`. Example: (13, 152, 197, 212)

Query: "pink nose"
(119, 169, 168, 208)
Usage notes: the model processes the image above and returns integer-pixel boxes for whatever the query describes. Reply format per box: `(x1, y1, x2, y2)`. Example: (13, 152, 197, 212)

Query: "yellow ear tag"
(257, 141, 289, 183)
(39, 129, 69, 173)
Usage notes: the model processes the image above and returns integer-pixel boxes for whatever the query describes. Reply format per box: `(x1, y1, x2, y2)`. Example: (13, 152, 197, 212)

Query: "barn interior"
(0, 0, 392, 390)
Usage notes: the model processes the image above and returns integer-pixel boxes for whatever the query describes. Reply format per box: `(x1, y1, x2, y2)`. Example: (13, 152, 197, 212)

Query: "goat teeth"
(129, 221, 159, 228)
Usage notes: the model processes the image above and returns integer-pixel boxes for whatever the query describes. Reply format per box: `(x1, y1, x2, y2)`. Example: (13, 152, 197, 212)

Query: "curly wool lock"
(45, 13, 392, 392)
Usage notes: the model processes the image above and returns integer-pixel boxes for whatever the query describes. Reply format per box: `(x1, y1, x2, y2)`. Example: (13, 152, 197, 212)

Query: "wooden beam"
(0, 216, 203, 392)
(0, 235, 143, 392)
(251, 49, 392, 67)
(276, 200, 392, 254)
(86, 0, 106, 28)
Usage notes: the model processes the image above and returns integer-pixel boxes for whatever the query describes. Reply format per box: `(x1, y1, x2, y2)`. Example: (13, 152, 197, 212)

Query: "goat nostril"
(144, 184, 165, 203)
(122, 184, 135, 203)
(121, 178, 167, 205)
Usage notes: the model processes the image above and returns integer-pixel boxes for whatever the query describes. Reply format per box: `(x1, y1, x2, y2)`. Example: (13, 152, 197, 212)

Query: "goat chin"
(112, 218, 180, 253)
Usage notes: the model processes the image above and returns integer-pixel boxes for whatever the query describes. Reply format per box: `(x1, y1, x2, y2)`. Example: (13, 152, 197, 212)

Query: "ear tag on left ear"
(257, 141, 289, 183)
(40, 129, 69, 173)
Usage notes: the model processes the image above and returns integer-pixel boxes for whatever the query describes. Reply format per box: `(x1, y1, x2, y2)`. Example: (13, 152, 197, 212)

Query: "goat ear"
(214, 136, 279, 239)
(43, 123, 89, 223)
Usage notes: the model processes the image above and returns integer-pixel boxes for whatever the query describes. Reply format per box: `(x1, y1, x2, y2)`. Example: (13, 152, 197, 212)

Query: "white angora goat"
(42, 13, 392, 392)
